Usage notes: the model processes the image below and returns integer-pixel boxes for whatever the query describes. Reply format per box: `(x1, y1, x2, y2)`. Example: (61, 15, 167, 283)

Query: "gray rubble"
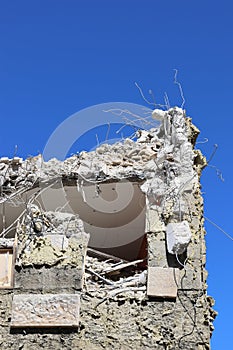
(0, 107, 202, 225)
(0, 107, 216, 350)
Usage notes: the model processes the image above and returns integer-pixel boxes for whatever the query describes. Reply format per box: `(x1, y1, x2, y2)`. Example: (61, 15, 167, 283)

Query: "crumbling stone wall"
(0, 107, 216, 349)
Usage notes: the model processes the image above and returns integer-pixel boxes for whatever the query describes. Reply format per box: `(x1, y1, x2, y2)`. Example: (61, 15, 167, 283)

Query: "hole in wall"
(0, 180, 147, 261)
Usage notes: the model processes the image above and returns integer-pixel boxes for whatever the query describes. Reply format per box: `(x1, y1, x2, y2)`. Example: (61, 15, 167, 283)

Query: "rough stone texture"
(11, 294, 80, 327)
(145, 208, 165, 233)
(0, 292, 214, 349)
(16, 232, 89, 268)
(0, 238, 14, 248)
(0, 107, 216, 349)
(14, 266, 83, 293)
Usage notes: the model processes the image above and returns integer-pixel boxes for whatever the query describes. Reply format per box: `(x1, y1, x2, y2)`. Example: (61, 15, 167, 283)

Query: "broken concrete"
(166, 221, 192, 255)
(0, 107, 216, 349)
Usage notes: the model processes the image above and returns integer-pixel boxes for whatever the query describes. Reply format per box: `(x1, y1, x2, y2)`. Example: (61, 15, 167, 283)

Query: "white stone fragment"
(0, 175, 5, 187)
(152, 109, 166, 120)
(0, 157, 10, 164)
(45, 234, 69, 250)
(136, 130, 151, 143)
(166, 221, 192, 255)
(0, 238, 14, 248)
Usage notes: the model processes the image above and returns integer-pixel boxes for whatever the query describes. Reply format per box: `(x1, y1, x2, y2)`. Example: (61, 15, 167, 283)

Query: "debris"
(166, 221, 192, 255)
(0, 238, 14, 248)
(87, 247, 127, 263)
(152, 109, 166, 120)
(85, 268, 114, 286)
(103, 259, 144, 275)
(0, 107, 216, 348)
(85, 253, 147, 301)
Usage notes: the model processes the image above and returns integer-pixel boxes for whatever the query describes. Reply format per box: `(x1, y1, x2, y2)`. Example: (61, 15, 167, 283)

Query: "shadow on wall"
(0, 180, 147, 261)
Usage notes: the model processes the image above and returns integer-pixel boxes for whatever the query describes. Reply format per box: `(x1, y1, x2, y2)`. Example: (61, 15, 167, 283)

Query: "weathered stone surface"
(11, 294, 80, 327)
(0, 290, 13, 327)
(147, 232, 167, 267)
(0, 108, 215, 349)
(145, 209, 165, 232)
(16, 230, 90, 268)
(0, 293, 212, 349)
(147, 267, 179, 298)
(14, 266, 83, 292)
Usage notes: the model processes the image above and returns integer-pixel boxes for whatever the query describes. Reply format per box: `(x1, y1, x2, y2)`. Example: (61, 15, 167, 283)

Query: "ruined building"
(0, 107, 216, 349)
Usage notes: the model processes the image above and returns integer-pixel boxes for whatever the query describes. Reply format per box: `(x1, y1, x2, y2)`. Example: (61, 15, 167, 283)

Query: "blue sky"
(0, 1, 233, 348)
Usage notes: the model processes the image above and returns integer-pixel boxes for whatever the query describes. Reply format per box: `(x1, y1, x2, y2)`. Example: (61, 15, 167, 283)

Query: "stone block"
(14, 266, 83, 292)
(147, 267, 179, 298)
(147, 237, 167, 267)
(166, 221, 192, 255)
(11, 294, 80, 327)
(145, 209, 165, 233)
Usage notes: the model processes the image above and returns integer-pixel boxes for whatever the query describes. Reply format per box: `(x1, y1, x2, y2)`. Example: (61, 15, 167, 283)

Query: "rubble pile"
(84, 254, 147, 302)
(0, 107, 216, 350)
(15, 205, 89, 268)
(0, 107, 204, 226)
